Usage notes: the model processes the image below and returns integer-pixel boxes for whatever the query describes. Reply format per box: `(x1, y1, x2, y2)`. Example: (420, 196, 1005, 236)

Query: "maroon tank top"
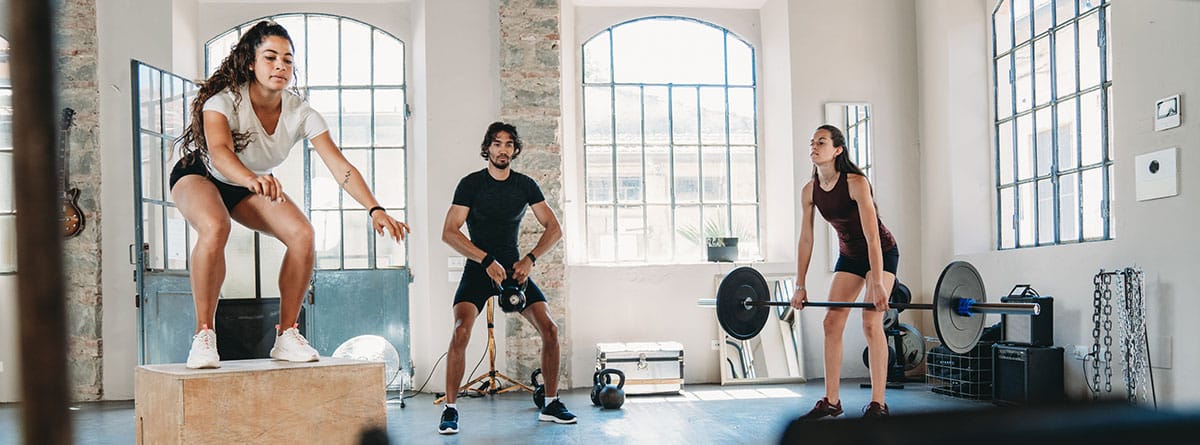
(812, 172, 896, 259)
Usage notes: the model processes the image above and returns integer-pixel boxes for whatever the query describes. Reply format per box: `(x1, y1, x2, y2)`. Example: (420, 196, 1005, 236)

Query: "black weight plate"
(933, 261, 986, 354)
(716, 267, 772, 341)
(890, 280, 912, 307)
(896, 323, 925, 371)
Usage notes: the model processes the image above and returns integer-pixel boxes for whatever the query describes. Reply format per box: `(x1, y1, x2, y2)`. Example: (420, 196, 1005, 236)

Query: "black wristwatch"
(525, 252, 537, 265)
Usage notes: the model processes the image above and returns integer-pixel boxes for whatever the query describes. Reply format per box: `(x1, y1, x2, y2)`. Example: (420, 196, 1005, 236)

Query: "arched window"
(993, 0, 1112, 249)
(205, 15, 407, 277)
(582, 17, 758, 263)
(0, 37, 14, 274)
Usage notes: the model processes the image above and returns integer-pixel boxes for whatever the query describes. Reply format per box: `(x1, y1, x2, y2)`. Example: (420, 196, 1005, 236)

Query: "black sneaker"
(798, 397, 843, 421)
(538, 399, 578, 424)
(862, 401, 889, 418)
(438, 407, 459, 435)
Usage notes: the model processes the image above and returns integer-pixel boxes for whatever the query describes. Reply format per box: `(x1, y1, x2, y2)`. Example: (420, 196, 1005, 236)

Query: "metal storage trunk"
(595, 341, 684, 395)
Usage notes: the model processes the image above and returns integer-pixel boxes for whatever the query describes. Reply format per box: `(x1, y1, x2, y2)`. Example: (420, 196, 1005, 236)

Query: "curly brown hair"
(176, 20, 294, 165)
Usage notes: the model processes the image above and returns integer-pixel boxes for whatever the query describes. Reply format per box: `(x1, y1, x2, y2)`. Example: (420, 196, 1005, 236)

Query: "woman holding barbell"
(791, 124, 899, 419)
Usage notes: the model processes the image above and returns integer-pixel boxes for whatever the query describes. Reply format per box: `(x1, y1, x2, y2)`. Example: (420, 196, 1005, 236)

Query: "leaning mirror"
(717, 274, 806, 384)
(822, 102, 873, 271)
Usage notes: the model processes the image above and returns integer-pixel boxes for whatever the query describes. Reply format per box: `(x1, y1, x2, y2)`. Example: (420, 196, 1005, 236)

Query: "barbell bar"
(699, 261, 1042, 354)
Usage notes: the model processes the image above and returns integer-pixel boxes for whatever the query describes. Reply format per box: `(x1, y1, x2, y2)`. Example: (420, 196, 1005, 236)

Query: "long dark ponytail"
(176, 20, 294, 165)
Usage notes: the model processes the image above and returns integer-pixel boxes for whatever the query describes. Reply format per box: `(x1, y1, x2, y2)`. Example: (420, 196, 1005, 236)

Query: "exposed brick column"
(497, 0, 569, 386)
(57, 0, 103, 401)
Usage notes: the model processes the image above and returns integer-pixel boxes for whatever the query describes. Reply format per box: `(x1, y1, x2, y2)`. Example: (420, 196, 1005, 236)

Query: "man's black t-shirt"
(452, 168, 545, 267)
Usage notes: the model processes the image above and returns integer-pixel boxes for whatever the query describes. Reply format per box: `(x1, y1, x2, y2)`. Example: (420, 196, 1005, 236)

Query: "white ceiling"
(198, 0, 768, 7)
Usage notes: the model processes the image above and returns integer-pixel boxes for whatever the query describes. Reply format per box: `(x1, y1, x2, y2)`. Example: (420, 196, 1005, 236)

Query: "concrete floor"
(0, 378, 993, 444)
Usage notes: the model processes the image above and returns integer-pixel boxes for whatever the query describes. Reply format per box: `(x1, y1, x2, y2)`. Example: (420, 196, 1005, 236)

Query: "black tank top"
(812, 172, 896, 259)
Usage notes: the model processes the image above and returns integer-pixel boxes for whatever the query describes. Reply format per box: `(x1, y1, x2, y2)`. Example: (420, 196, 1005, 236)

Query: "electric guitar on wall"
(60, 107, 84, 238)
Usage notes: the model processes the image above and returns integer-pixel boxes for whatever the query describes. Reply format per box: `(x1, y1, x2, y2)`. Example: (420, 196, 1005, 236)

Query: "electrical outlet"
(447, 256, 466, 269)
(1072, 345, 1089, 360)
(711, 339, 720, 350)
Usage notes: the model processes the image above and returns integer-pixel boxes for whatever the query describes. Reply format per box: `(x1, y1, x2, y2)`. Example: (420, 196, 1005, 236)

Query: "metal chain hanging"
(1091, 268, 1156, 407)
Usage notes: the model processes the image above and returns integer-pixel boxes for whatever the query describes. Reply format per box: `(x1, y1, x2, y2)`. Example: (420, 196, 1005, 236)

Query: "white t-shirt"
(201, 83, 329, 185)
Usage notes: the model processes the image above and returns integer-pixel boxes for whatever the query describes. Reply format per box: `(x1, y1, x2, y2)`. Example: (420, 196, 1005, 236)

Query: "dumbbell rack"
(925, 340, 994, 400)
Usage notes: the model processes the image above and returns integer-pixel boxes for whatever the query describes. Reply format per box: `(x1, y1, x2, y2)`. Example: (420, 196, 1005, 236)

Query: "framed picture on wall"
(1154, 94, 1181, 131)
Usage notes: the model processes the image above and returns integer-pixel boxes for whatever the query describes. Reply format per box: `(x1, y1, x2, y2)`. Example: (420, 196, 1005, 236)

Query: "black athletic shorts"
(454, 263, 547, 313)
(834, 246, 900, 278)
(168, 158, 254, 211)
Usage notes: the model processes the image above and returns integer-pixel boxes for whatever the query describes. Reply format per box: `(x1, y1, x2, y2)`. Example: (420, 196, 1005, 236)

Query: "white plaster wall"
(917, 0, 1200, 408)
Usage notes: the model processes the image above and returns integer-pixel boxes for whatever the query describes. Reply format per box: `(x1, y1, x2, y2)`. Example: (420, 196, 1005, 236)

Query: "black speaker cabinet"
(1001, 293, 1053, 346)
(992, 344, 1064, 406)
(215, 298, 306, 360)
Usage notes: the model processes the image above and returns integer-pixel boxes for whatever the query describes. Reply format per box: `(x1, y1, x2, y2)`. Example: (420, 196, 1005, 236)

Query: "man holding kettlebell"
(438, 122, 573, 434)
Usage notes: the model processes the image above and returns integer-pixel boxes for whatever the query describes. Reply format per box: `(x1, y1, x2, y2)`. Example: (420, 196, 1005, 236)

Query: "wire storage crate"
(925, 341, 994, 400)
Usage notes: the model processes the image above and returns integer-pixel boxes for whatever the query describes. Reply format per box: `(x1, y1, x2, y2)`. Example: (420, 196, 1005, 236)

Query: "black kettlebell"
(497, 276, 527, 313)
(531, 368, 546, 409)
(597, 368, 625, 410)
(590, 370, 604, 406)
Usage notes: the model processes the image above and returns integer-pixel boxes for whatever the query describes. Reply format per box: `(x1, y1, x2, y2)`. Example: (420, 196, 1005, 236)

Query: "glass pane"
(732, 204, 759, 259)
(1056, 0, 1077, 24)
(141, 134, 163, 201)
(373, 30, 404, 86)
(999, 187, 1015, 249)
(341, 90, 371, 147)
(728, 87, 755, 145)
(1080, 167, 1103, 239)
(998, 120, 1014, 184)
(0, 38, 7, 86)
(611, 19, 724, 85)
(310, 153, 339, 210)
(585, 145, 613, 203)
(307, 17, 340, 86)
(615, 145, 642, 203)
(582, 31, 612, 84)
(1018, 182, 1035, 247)
(587, 205, 615, 262)
(673, 146, 699, 203)
(730, 146, 756, 203)
(671, 87, 699, 145)
(166, 206, 188, 270)
(1055, 24, 1077, 95)
(376, 209, 407, 267)
(143, 204, 165, 270)
(583, 86, 612, 145)
(344, 210, 369, 269)
(1079, 90, 1102, 166)
(616, 205, 644, 261)
(1035, 107, 1053, 176)
(996, 54, 1013, 119)
(258, 232, 285, 298)
(673, 205, 701, 260)
(1056, 98, 1078, 170)
(614, 86, 641, 144)
(277, 141, 305, 203)
(1037, 178, 1055, 244)
(164, 76, 186, 138)
(726, 34, 754, 86)
(221, 225, 256, 298)
(308, 89, 340, 144)
(374, 149, 406, 208)
(1033, 0, 1054, 36)
(645, 205, 672, 262)
(638, 87, 669, 146)
(1059, 172, 1079, 241)
(341, 149, 371, 204)
(313, 209, 342, 269)
(644, 145, 670, 203)
(1014, 0, 1032, 45)
(1104, 8, 1111, 82)
(1078, 12, 1100, 90)
(0, 152, 11, 211)
(0, 215, 15, 272)
(699, 87, 727, 145)
(342, 21, 371, 86)
(1016, 114, 1033, 180)
(0, 90, 11, 149)
(139, 65, 161, 132)
(1033, 36, 1051, 106)
(703, 205, 730, 242)
(374, 89, 405, 146)
(1079, 0, 1100, 13)
(701, 145, 728, 203)
(1013, 45, 1032, 112)
(994, 0, 1012, 52)
(207, 31, 239, 77)
(276, 16, 306, 87)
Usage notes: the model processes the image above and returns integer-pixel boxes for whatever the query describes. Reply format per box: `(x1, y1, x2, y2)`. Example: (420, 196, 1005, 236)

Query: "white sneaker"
(270, 326, 319, 362)
(186, 326, 220, 369)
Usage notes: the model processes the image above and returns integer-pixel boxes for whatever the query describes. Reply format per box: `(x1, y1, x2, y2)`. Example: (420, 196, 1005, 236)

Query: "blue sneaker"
(438, 407, 459, 434)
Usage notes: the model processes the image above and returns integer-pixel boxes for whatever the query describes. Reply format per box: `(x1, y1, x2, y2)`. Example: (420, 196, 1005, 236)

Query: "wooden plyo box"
(135, 357, 385, 444)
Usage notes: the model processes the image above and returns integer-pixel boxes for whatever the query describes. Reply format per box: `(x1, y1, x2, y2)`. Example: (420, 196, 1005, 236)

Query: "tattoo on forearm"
(342, 170, 351, 187)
